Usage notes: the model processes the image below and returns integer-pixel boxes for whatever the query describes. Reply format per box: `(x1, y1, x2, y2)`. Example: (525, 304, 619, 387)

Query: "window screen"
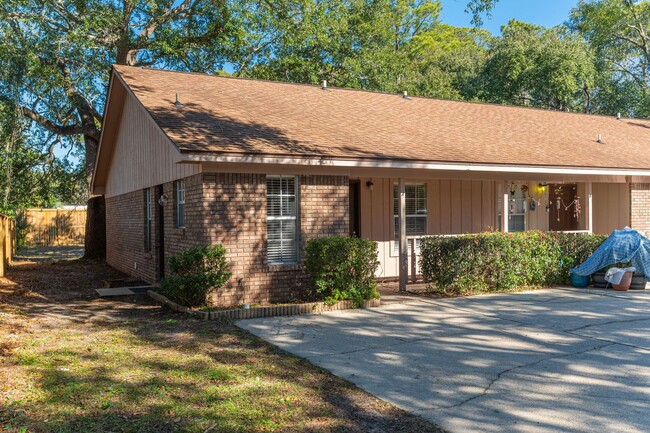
(267, 176, 298, 264)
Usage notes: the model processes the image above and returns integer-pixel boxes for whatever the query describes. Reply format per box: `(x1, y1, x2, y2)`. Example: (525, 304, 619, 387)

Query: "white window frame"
(176, 180, 186, 228)
(144, 188, 152, 251)
(497, 182, 527, 232)
(266, 175, 299, 265)
(392, 183, 427, 255)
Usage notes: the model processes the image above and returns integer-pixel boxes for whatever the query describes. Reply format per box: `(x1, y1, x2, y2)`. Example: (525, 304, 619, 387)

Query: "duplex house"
(92, 66, 650, 305)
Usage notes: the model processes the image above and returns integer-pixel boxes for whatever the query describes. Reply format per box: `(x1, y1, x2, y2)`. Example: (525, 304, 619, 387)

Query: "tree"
(569, 0, 650, 117)
(241, 0, 443, 93)
(0, 102, 86, 215)
(466, 0, 500, 26)
(0, 0, 234, 255)
(408, 24, 491, 99)
(481, 20, 595, 111)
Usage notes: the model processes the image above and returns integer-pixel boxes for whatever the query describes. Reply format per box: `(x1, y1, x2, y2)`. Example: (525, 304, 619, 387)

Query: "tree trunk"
(84, 195, 106, 259)
(83, 132, 104, 258)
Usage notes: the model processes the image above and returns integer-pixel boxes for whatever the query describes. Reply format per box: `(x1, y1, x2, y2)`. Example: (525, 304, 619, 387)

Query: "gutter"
(179, 153, 650, 179)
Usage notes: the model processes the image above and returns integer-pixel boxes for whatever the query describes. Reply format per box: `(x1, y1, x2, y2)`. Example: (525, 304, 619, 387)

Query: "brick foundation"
(631, 183, 650, 239)
(105, 172, 349, 306)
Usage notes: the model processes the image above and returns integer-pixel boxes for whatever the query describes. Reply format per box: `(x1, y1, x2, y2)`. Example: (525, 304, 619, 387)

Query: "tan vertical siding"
(593, 183, 631, 234)
(359, 177, 497, 278)
(105, 94, 201, 197)
(526, 182, 550, 231)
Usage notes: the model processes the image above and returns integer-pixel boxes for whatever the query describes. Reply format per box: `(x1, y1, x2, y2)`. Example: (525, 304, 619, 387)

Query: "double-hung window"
(393, 183, 427, 253)
(267, 176, 298, 264)
(176, 180, 186, 228)
(144, 188, 152, 251)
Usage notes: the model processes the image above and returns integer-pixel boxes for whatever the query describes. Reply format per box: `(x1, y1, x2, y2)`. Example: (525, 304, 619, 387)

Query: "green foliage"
(420, 231, 606, 296)
(0, 102, 86, 215)
(159, 245, 232, 307)
(569, 0, 650, 118)
(481, 20, 595, 111)
(304, 236, 380, 307)
(14, 210, 30, 248)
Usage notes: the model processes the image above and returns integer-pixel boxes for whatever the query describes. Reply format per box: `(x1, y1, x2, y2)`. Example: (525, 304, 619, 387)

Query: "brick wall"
(631, 183, 650, 238)
(106, 188, 158, 282)
(203, 173, 349, 306)
(162, 173, 209, 277)
(105, 172, 349, 306)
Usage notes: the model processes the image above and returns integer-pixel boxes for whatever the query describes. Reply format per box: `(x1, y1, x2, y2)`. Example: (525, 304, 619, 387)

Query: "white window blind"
(176, 180, 186, 228)
(267, 176, 298, 264)
(393, 183, 428, 237)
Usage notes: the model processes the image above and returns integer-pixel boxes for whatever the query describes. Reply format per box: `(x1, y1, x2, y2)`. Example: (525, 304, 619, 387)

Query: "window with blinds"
(176, 180, 186, 228)
(267, 176, 298, 264)
(393, 183, 428, 237)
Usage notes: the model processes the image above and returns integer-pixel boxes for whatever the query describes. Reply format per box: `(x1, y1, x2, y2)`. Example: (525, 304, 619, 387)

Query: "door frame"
(349, 179, 361, 237)
(155, 184, 165, 280)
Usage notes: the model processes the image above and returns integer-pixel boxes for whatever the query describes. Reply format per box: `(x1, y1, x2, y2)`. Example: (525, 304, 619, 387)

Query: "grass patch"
(0, 249, 442, 433)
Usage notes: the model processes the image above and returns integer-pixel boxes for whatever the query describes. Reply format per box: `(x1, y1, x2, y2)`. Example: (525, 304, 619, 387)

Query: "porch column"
(398, 178, 408, 292)
(502, 181, 509, 233)
(585, 182, 593, 233)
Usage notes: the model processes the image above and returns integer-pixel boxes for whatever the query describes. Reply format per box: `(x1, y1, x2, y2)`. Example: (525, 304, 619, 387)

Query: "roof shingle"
(113, 65, 650, 170)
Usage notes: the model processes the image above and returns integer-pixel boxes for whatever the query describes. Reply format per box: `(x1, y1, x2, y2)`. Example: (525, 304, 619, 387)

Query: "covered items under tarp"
(571, 229, 650, 281)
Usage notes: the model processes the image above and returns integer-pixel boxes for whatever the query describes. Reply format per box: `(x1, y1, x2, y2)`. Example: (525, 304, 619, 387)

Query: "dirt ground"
(0, 248, 443, 433)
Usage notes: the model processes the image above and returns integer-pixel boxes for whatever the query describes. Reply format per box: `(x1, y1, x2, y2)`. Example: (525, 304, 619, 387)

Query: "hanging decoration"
(552, 186, 582, 221)
(523, 183, 545, 212)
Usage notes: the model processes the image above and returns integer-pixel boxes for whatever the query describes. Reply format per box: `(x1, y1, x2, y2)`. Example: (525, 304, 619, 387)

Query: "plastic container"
(570, 272, 590, 288)
(613, 271, 633, 291)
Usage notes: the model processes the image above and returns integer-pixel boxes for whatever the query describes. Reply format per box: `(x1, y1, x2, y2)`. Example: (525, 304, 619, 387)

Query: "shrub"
(304, 236, 380, 307)
(159, 245, 231, 307)
(420, 231, 606, 296)
(556, 232, 607, 280)
(15, 210, 30, 248)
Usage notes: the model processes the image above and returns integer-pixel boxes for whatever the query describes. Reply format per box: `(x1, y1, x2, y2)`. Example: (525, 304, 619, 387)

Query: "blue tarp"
(571, 229, 650, 281)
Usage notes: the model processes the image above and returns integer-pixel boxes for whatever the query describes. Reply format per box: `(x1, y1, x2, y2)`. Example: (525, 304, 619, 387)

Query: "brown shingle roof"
(113, 65, 650, 170)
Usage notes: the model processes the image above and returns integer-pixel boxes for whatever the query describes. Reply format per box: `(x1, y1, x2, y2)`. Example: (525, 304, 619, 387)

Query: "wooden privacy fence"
(21, 208, 86, 247)
(0, 214, 16, 277)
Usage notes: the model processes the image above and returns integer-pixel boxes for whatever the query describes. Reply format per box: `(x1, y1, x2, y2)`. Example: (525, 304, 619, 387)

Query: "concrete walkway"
(239, 288, 650, 433)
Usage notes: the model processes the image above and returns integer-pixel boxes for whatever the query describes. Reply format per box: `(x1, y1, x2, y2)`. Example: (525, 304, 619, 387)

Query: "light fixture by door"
(366, 181, 374, 191)
(158, 194, 168, 206)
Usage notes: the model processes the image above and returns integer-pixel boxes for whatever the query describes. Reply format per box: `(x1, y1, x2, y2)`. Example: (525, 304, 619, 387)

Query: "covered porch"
(348, 167, 637, 291)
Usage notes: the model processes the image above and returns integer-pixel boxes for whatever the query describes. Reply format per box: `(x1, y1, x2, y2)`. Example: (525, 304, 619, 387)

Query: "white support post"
(586, 182, 593, 233)
(399, 178, 408, 292)
(502, 181, 510, 233)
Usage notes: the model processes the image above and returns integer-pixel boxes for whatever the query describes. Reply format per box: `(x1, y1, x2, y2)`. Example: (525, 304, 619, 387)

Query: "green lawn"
(0, 256, 442, 433)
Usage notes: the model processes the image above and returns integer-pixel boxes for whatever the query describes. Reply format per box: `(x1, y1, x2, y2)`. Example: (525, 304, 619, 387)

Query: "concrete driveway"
(239, 288, 650, 433)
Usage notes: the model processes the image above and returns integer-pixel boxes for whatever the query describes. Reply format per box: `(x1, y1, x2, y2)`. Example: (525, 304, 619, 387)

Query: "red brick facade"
(631, 183, 650, 239)
(105, 172, 349, 306)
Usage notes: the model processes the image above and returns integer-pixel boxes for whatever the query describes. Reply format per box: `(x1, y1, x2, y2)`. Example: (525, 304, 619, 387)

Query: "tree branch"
(17, 104, 85, 136)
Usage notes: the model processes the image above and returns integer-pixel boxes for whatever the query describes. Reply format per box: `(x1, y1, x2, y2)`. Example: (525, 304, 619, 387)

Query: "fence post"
(0, 216, 5, 277)
(12, 219, 16, 257)
(6, 217, 13, 263)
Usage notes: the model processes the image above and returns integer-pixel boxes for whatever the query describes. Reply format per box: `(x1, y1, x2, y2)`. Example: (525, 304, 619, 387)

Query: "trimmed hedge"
(420, 231, 606, 296)
(159, 245, 231, 307)
(304, 236, 380, 307)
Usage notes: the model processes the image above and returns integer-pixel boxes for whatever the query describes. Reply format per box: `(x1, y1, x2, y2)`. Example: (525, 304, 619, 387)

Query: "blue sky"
(439, 0, 580, 34)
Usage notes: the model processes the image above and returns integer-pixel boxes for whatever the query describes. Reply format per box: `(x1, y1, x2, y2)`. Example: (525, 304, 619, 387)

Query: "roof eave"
(179, 152, 650, 179)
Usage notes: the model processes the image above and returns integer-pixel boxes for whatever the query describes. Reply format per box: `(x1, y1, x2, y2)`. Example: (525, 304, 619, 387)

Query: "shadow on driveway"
(240, 288, 650, 433)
